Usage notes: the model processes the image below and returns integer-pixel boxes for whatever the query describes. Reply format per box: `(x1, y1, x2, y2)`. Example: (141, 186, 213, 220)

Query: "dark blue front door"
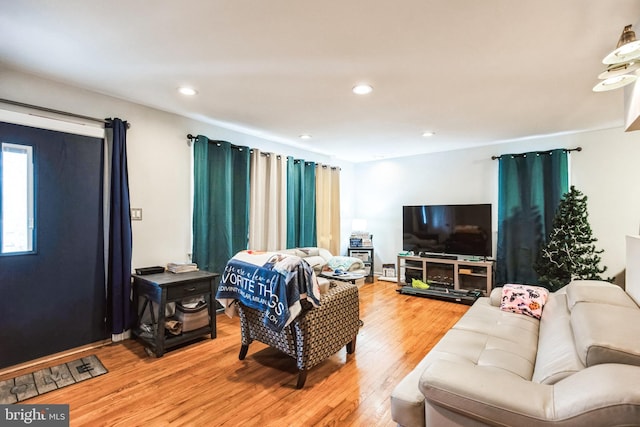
(0, 121, 107, 368)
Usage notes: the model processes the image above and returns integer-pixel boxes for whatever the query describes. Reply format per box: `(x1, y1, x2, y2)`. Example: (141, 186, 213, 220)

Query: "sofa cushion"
(533, 292, 584, 384)
(566, 280, 637, 310)
(444, 329, 537, 379)
(288, 247, 320, 257)
(318, 247, 333, 262)
(301, 255, 327, 272)
(453, 298, 540, 345)
(571, 302, 640, 367)
(437, 299, 539, 377)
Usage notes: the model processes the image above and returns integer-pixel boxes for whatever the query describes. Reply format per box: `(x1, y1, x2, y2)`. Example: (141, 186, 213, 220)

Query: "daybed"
(390, 280, 640, 426)
(277, 247, 366, 275)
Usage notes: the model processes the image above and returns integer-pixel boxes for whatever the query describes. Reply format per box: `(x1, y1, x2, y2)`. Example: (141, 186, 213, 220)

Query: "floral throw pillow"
(500, 284, 549, 319)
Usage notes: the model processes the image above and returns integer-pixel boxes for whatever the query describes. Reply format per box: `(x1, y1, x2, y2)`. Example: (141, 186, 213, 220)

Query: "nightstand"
(132, 270, 220, 357)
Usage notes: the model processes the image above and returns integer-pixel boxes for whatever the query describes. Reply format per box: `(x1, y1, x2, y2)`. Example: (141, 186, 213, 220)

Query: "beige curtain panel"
(248, 149, 341, 253)
(248, 149, 287, 251)
(316, 164, 341, 255)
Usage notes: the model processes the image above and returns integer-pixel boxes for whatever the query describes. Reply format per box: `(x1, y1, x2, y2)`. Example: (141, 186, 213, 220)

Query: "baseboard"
(377, 276, 398, 283)
(0, 338, 112, 376)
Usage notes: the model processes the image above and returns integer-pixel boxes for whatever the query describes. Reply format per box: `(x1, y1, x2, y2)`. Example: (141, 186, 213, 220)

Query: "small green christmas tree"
(534, 186, 608, 291)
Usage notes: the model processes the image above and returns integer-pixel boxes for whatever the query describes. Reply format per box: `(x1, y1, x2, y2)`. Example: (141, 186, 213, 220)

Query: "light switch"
(131, 208, 143, 221)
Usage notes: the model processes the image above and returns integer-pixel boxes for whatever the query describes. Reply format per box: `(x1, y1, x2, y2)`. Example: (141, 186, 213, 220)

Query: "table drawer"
(167, 280, 211, 300)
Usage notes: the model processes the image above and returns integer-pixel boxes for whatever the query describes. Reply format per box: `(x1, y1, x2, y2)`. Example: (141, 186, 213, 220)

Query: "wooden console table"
(132, 270, 220, 357)
(397, 255, 493, 294)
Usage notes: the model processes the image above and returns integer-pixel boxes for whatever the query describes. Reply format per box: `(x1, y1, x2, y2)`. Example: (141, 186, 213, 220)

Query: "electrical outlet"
(130, 208, 143, 221)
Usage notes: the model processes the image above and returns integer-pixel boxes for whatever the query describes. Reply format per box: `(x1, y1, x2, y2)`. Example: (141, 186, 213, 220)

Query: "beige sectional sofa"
(390, 280, 640, 426)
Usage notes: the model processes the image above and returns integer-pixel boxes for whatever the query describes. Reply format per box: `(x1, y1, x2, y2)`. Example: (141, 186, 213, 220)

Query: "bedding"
(216, 251, 321, 332)
(326, 256, 364, 272)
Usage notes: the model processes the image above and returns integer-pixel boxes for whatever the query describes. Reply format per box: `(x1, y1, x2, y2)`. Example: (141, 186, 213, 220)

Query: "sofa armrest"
(318, 247, 334, 262)
(420, 360, 554, 425)
(489, 287, 502, 306)
(294, 281, 360, 370)
(552, 363, 640, 422)
(420, 360, 640, 426)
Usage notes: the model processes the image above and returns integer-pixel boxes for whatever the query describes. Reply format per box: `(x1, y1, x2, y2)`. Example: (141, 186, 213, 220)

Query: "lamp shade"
(594, 25, 640, 92)
(593, 73, 637, 92)
(351, 219, 367, 231)
(603, 25, 640, 65)
(597, 61, 640, 80)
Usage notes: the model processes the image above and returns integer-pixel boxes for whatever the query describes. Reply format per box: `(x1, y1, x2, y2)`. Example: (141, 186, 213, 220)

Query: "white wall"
(354, 128, 640, 281)
(0, 66, 356, 269)
(4, 66, 639, 280)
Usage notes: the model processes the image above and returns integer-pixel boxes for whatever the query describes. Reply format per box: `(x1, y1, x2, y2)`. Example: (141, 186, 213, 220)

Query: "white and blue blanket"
(216, 252, 321, 332)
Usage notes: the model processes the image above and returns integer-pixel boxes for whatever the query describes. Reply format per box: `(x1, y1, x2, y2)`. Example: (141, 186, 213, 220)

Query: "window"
(1, 142, 35, 254)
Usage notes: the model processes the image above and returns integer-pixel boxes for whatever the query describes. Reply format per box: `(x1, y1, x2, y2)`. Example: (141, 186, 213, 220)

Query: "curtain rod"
(187, 134, 247, 150)
(187, 134, 341, 170)
(0, 98, 130, 129)
(491, 146, 582, 160)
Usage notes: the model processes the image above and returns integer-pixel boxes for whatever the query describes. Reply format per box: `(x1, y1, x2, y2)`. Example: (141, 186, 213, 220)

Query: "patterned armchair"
(237, 281, 360, 388)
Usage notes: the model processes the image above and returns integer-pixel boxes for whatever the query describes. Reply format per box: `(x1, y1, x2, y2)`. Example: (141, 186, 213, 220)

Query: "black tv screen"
(403, 204, 492, 257)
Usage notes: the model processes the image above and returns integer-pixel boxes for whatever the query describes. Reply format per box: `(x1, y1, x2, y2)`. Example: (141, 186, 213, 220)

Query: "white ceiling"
(1, 1, 639, 162)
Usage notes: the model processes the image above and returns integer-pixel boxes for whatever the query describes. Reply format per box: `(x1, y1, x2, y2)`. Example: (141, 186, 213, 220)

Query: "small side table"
(348, 247, 374, 283)
(132, 270, 220, 357)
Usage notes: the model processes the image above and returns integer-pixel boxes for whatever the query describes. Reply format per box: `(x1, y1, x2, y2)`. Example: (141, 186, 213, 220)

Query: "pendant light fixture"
(593, 24, 640, 92)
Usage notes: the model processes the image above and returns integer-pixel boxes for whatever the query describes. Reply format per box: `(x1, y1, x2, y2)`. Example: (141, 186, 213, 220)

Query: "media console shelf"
(396, 254, 493, 297)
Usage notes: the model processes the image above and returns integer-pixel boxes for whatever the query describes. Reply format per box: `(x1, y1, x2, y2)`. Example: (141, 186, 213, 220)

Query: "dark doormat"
(0, 355, 107, 403)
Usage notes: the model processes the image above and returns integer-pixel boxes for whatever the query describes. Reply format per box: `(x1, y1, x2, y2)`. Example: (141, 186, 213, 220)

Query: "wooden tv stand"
(396, 254, 493, 296)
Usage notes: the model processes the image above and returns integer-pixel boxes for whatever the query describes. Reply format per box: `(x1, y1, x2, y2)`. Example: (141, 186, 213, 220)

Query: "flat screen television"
(403, 204, 492, 257)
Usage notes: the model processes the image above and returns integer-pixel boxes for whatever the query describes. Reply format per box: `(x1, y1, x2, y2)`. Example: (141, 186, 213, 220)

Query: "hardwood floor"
(1, 279, 469, 426)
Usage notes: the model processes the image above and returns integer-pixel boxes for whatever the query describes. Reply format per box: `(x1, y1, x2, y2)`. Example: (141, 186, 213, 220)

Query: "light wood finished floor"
(1, 279, 469, 426)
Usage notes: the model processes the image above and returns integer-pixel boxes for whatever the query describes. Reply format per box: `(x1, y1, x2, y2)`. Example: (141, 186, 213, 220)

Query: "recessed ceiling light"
(422, 131, 435, 137)
(178, 87, 197, 96)
(352, 84, 373, 95)
(299, 134, 312, 140)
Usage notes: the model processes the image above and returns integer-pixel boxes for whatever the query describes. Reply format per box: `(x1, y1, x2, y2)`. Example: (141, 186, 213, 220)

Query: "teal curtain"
(286, 157, 317, 247)
(192, 136, 250, 275)
(496, 149, 568, 285)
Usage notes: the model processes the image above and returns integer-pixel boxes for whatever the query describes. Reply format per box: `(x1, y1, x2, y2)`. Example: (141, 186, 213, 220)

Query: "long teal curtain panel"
(286, 157, 317, 248)
(496, 149, 568, 285)
(192, 136, 250, 276)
